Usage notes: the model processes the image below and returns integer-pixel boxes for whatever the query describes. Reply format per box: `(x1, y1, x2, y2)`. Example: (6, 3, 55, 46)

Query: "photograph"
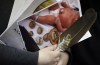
(18, 0, 81, 49)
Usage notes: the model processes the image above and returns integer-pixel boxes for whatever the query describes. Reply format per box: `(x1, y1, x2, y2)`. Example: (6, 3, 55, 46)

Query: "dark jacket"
(70, 0, 100, 65)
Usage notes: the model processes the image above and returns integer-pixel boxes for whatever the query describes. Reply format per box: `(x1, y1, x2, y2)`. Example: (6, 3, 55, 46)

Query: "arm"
(0, 42, 62, 65)
(0, 44, 38, 65)
(30, 15, 57, 25)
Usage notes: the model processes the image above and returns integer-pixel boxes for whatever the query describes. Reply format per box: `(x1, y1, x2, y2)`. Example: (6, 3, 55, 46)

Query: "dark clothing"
(70, 0, 100, 65)
(0, 0, 38, 65)
(0, 44, 38, 65)
(0, 0, 100, 65)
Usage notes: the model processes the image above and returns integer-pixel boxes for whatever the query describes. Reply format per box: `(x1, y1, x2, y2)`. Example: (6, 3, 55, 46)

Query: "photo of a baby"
(19, 0, 81, 49)
(30, 2, 80, 32)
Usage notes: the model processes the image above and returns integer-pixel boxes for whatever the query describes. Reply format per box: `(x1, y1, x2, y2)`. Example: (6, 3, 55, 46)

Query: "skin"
(38, 45, 69, 65)
(57, 52, 69, 65)
(37, 15, 57, 25)
(38, 45, 60, 65)
(30, 3, 78, 64)
(59, 5, 80, 28)
(30, 2, 80, 32)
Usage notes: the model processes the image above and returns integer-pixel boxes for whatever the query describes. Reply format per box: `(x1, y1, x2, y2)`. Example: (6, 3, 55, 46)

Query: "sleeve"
(0, 44, 39, 65)
(71, 36, 100, 65)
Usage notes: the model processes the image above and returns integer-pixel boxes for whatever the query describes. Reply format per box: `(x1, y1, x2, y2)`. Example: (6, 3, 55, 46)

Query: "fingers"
(57, 52, 69, 65)
(46, 45, 61, 58)
(56, 57, 60, 61)
(52, 55, 60, 65)
(54, 50, 61, 56)
(54, 61, 58, 65)
(55, 17, 66, 32)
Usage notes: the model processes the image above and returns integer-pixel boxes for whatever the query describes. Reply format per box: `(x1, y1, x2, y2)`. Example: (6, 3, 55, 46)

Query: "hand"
(38, 45, 60, 65)
(57, 52, 69, 65)
(55, 17, 67, 32)
(59, 2, 80, 28)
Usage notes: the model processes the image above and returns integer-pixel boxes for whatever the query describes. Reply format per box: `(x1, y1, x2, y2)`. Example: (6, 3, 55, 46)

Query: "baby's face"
(59, 7, 80, 28)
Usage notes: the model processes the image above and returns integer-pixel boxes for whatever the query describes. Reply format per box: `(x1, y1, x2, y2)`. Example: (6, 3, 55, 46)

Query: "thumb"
(47, 44, 57, 51)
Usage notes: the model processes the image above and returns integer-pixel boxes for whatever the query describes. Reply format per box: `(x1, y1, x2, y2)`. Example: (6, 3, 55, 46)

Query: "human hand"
(55, 17, 66, 32)
(57, 52, 69, 65)
(38, 45, 60, 65)
(59, 2, 80, 28)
